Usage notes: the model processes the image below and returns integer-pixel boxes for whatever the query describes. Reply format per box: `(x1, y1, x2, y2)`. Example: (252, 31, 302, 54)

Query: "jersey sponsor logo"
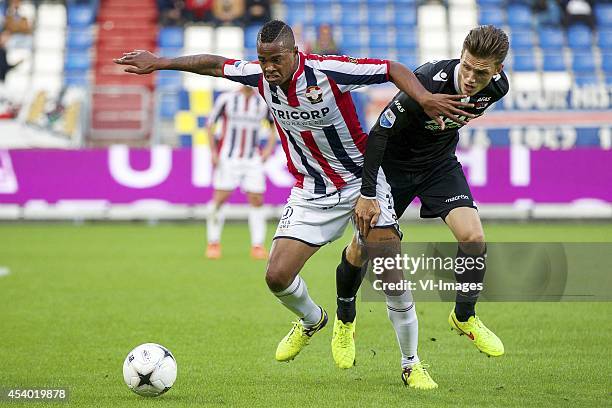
(475, 97, 491, 110)
(379, 109, 396, 128)
(305, 85, 323, 104)
(281, 205, 293, 220)
(234, 60, 244, 68)
(393, 100, 405, 112)
(432, 69, 448, 82)
(270, 106, 330, 120)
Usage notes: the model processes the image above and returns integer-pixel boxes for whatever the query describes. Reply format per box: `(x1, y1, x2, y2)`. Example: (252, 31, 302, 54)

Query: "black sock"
(336, 247, 366, 323)
(454, 244, 486, 322)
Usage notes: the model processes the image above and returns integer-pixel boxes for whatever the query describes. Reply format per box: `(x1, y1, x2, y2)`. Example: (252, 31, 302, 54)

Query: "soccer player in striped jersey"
(205, 86, 277, 261)
(114, 20, 473, 389)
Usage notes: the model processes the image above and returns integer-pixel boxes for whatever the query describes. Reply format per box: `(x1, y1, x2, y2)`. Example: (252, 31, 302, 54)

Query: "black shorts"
(382, 159, 477, 220)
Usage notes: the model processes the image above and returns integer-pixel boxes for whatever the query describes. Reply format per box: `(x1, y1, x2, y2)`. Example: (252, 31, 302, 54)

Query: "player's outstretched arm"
(114, 50, 228, 77)
(388, 61, 474, 129)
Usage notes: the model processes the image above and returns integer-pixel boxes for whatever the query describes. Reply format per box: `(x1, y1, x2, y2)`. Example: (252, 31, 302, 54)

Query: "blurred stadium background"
(0, 0, 610, 221)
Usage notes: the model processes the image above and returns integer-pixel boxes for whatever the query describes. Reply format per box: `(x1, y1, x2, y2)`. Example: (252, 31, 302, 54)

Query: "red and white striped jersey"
(208, 90, 273, 161)
(222, 52, 391, 194)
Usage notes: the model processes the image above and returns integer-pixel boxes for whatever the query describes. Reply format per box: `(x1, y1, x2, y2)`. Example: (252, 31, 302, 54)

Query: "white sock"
(273, 276, 322, 327)
(206, 203, 225, 244)
(248, 206, 266, 246)
(386, 291, 420, 368)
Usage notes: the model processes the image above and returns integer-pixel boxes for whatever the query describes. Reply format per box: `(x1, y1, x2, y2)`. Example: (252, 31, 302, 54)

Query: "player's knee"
(457, 229, 485, 244)
(248, 194, 264, 207)
(265, 262, 293, 292)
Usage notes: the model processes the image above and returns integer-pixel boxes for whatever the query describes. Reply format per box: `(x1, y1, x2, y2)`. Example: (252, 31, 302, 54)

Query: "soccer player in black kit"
(342, 25, 509, 361)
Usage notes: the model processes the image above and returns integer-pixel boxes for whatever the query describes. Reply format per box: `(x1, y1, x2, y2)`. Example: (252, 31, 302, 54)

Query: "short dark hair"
(257, 20, 295, 50)
(462, 25, 509, 66)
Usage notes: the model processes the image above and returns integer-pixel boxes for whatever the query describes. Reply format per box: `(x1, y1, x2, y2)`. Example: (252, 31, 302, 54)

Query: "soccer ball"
(123, 343, 177, 397)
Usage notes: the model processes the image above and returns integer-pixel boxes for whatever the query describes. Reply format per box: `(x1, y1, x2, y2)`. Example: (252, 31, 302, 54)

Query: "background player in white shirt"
(114, 20, 473, 389)
(205, 86, 277, 260)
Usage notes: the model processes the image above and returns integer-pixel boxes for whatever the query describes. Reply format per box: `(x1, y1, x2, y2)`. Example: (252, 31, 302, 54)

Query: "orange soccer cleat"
(250, 245, 268, 260)
(206, 243, 222, 259)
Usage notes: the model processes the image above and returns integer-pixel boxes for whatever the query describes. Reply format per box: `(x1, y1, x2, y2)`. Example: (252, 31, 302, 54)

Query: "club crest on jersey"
(347, 56, 359, 64)
(305, 86, 323, 104)
(379, 109, 396, 128)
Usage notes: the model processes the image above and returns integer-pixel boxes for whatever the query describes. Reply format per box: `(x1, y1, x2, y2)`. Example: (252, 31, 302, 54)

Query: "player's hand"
(211, 151, 219, 167)
(420, 93, 475, 130)
(114, 50, 162, 74)
(354, 196, 380, 238)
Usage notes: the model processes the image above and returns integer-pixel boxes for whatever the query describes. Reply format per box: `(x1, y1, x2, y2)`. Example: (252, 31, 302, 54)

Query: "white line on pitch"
(0, 267, 10, 277)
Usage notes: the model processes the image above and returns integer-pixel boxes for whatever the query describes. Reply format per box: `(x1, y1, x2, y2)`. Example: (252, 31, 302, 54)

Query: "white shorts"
(213, 158, 266, 194)
(274, 169, 399, 246)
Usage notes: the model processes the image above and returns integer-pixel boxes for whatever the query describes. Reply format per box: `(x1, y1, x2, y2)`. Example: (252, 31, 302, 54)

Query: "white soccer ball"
(123, 343, 177, 397)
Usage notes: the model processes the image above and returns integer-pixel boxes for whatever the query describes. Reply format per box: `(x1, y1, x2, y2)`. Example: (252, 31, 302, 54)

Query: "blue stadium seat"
(571, 52, 596, 73)
(397, 52, 418, 70)
(67, 5, 95, 27)
(477, 0, 504, 5)
(574, 74, 600, 87)
(511, 30, 535, 51)
(602, 53, 612, 73)
(512, 52, 537, 71)
(507, 4, 532, 28)
(542, 53, 566, 71)
(394, 6, 417, 26)
(394, 28, 418, 50)
(538, 27, 564, 50)
(367, 6, 391, 26)
(313, 11, 336, 26)
(159, 27, 184, 48)
(159, 93, 180, 120)
(342, 47, 363, 57)
(67, 29, 94, 50)
(606, 75, 612, 86)
(283, 0, 306, 4)
(244, 25, 262, 49)
(64, 73, 89, 87)
(158, 47, 182, 58)
(156, 71, 182, 90)
(566, 24, 592, 49)
(340, 26, 363, 49)
(311, 0, 332, 5)
(340, 7, 363, 25)
(598, 30, 612, 50)
(244, 49, 257, 61)
(478, 7, 505, 26)
(595, 4, 612, 27)
(312, 2, 334, 19)
(369, 29, 391, 48)
(368, 47, 392, 60)
(64, 52, 91, 71)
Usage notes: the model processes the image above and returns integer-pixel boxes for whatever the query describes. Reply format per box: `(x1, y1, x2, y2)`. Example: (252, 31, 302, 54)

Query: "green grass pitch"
(1, 222, 611, 407)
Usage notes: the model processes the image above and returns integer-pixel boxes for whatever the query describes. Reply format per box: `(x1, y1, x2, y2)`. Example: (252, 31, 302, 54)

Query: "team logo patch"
(379, 109, 396, 128)
(305, 86, 323, 104)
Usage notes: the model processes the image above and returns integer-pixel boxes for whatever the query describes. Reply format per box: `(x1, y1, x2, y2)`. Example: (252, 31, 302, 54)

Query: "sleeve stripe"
(305, 54, 388, 65)
(224, 74, 261, 87)
(321, 70, 387, 86)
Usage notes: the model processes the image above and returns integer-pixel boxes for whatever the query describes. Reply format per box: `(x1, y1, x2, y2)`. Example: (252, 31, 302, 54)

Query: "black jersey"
(360, 59, 509, 197)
